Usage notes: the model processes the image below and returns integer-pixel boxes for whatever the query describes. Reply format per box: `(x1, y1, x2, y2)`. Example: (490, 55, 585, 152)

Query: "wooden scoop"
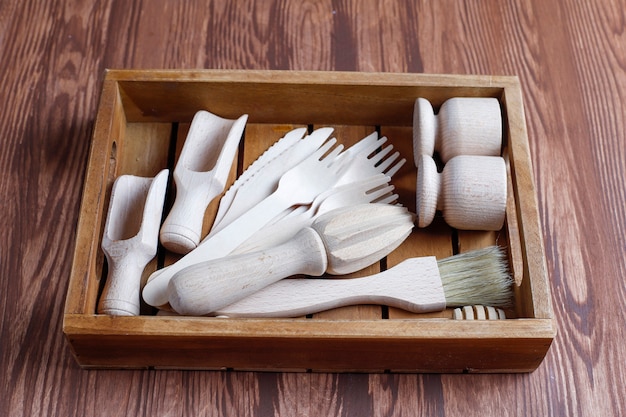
(167, 204, 415, 316)
(160, 110, 247, 254)
(98, 169, 169, 316)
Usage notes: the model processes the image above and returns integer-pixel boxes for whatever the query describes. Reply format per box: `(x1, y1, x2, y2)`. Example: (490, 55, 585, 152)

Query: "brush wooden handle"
(98, 247, 155, 316)
(212, 257, 445, 317)
(413, 97, 502, 164)
(417, 154, 507, 230)
(168, 227, 329, 315)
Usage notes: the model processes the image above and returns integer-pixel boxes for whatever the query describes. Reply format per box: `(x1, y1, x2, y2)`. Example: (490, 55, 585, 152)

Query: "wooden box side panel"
(112, 70, 506, 126)
(64, 80, 126, 316)
(64, 315, 554, 372)
(502, 83, 554, 321)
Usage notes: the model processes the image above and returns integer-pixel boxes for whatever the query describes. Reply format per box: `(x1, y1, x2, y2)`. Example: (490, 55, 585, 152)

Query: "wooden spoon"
(167, 204, 415, 315)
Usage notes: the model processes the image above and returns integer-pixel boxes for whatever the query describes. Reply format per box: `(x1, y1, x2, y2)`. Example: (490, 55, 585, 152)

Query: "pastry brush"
(211, 246, 513, 318)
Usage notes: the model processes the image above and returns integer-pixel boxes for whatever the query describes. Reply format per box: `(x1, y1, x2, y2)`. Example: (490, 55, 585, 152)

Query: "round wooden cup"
(416, 154, 507, 230)
(413, 97, 503, 164)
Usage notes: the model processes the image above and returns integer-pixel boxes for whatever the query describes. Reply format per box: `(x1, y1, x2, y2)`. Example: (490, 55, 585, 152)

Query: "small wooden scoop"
(167, 204, 415, 316)
(160, 110, 247, 254)
(98, 169, 169, 316)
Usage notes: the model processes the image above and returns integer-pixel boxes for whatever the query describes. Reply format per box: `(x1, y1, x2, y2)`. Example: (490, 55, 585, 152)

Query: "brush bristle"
(437, 246, 513, 308)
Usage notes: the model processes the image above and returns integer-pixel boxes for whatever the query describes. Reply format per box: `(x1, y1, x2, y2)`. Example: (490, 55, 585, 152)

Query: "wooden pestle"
(412, 97, 502, 164)
(416, 154, 507, 230)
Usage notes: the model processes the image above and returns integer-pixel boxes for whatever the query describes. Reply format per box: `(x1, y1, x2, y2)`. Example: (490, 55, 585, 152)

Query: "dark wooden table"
(2, 1, 624, 415)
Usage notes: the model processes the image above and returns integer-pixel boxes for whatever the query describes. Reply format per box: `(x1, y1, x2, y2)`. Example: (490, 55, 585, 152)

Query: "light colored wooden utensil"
(215, 128, 379, 232)
(142, 138, 348, 307)
(97, 169, 169, 316)
(246, 131, 403, 234)
(413, 97, 502, 164)
(417, 154, 507, 230)
(167, 204, 415, 316)
(208, 246, 511, 317)
(335, 133, 405, 186)
(160, 110, 247, 254)
(208, 127, 333, 235)
(211, 127, 308, 230)
(232, 173, 397, 254)
(452, 305, 506, 320)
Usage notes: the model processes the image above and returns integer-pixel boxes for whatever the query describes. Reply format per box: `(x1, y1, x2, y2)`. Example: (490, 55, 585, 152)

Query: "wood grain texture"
(1, 0, 624, 416)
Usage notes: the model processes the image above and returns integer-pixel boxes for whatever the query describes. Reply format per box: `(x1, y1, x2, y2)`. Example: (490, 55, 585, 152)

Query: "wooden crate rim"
(104, 68, 520, 88)
(64, 314, 556, 340)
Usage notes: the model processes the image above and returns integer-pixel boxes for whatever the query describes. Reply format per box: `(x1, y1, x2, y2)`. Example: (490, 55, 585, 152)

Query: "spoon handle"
(167, 228, 328, 315)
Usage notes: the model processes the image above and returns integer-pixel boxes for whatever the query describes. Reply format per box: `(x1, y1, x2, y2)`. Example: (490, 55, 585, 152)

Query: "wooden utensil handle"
(98, 244, 154, 316)
(159, 183, 215, 253)
(213, 257, 446, 317)
(167, 227, 328, 315)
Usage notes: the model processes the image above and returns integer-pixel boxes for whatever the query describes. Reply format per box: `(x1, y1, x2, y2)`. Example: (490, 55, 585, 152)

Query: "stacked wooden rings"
(413, 97, 507, 231)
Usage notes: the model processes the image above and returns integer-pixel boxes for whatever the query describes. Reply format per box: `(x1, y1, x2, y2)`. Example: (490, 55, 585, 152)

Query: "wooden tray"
(63, 70, 555, 372)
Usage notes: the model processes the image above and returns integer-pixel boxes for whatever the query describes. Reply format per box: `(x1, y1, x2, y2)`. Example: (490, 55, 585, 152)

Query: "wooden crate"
(63, 70, 555, 372)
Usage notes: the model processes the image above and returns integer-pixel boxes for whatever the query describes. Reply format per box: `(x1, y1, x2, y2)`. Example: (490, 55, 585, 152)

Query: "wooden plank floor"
(1, 0, 624, 415)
